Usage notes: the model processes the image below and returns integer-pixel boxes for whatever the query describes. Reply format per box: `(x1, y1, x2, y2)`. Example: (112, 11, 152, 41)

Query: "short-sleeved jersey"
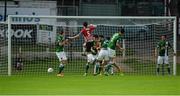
(91, 41, 98, 55)
(102, 40, 109, 49)
(99, 39, 104, 46)
(81, 25, 95, 42)
(108, 33, 122, 50)
(55, 34, 64, 52)
(157, 40, 172, 56)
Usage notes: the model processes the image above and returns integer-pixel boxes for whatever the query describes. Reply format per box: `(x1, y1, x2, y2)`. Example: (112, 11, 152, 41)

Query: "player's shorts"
(87, 53, 97, 64)
(56, 51, 67, 61)
(157, 56, 169, 64)
(16, 62, 23, 67)
(97, 49, 109, 61)
(108, 48, 116, 58)
(86, 41, 94, 52)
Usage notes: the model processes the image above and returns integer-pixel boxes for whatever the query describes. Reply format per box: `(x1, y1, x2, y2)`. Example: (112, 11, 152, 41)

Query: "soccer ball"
(47, 68, 54, 73)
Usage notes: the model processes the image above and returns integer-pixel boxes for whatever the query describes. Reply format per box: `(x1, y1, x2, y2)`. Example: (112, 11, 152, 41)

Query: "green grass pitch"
(1, 45, 180, 95)
(0, 75, 180, 95)
(0, 64, 180, 95)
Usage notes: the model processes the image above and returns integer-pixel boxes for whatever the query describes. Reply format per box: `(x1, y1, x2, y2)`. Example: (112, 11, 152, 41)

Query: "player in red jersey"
(69, 22, 97, 76)
(69, 22, 96, 53)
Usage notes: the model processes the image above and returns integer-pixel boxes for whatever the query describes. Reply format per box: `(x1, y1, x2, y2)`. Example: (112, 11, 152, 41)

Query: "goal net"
(0, 22, 8, 75)
(1, 16, 177, 76)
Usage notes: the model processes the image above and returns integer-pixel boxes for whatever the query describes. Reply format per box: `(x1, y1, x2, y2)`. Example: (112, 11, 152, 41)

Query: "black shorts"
(86, 41, 94, 52)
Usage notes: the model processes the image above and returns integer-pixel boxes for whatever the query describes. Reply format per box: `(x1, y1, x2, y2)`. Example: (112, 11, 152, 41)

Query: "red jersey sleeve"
(80, 28, 85, 33)
(89, 25, 96, 33)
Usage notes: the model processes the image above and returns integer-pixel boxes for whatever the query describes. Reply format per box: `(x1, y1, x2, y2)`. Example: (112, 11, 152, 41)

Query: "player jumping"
(68, 22, 97, 76)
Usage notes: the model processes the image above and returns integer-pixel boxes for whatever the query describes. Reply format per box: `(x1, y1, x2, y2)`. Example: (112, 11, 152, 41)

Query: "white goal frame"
(7, 15, 177, 76)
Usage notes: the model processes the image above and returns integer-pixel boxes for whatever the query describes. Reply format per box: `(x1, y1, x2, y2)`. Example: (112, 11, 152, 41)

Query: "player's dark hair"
(106, 37, 111, 40)
(162, 35, 167, 38)
(93, 34, 99, 38)
(99, 35, 104, 38)
(60, 31, 64, 35)
(120, 28, 125, 34)
(118, 27, 125, 34)
(83, 22, 88, 27)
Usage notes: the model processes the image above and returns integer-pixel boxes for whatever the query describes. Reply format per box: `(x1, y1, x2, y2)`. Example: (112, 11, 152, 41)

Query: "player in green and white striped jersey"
(155, 35, 175, 75)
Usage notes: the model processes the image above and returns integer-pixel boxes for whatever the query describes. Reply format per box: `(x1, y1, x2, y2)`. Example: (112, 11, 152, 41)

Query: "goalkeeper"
(55, 31, 70, 77)
(107, 28, 125, 75)
(155, 35, 175, 75)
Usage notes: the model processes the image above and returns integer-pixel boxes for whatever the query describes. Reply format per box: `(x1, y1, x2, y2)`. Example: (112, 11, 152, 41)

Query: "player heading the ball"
(68, 22, 97, 76)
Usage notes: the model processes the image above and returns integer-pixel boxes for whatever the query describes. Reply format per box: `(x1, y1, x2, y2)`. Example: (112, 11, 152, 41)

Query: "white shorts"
(157, 56, 169, 64)
(87, 54, 97, 64)
(97, 49, 109, 61)
(108, 48, 116, 58)
(56, 51, 67, 61)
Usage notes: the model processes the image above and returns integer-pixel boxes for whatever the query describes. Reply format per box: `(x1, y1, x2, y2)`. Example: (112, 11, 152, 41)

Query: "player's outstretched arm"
(68, 33, 81, 40)
(64, 37, 74, 45)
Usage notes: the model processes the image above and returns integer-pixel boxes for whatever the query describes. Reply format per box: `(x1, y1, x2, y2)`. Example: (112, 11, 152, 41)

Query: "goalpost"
(4, 15, 177, 76)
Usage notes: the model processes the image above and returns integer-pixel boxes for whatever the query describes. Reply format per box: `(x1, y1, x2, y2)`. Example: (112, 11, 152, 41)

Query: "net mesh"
(0, 22, 8, 75)
(1, 16, 176, 76)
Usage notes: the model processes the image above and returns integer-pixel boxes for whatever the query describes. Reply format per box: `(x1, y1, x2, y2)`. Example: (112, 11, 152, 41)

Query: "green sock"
(107, 64, 112, 73)
(104, 65, 108, 72)
(105, 64, 111, 73)
(167, 64, 171, 75)
(109, 65, 113, 74)
(157, 64, 160, 75)
(99, 67, 102, 74)
(85, 64, 89, 73)
(167, 68, 170, 75)
(95, 63, 100, 74)
(58, 64, 64, 74)
(157, 68, 160, 74)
